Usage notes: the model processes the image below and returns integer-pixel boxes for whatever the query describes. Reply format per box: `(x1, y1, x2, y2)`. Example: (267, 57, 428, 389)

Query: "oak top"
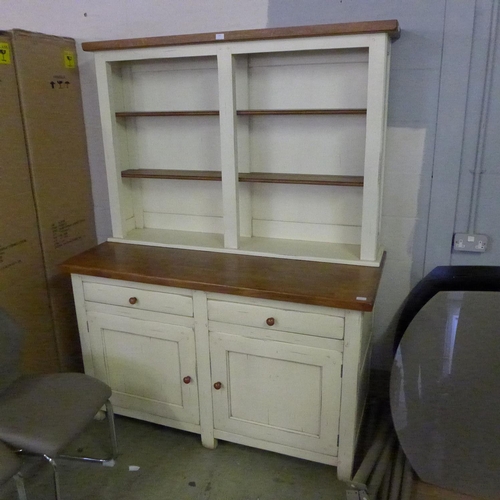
(82, 19, 400, 52)
(61, 242, 384, 311)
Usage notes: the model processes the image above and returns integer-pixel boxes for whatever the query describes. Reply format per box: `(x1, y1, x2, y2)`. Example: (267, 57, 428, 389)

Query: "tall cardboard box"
(0, 32, 59, 374)
(11, 30, 97, 372)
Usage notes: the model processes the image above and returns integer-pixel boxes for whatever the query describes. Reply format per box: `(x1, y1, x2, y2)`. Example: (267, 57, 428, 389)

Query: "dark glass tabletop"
(391, 291, 500, 499)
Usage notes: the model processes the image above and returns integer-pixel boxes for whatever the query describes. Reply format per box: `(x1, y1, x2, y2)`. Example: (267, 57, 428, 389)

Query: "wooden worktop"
(62, 242, 384, 312)
(82, 19, 400, 52)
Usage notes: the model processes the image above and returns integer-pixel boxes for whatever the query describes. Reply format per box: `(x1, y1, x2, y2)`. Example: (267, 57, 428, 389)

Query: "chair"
(0, 440, 27, 500)
(0, 308, 118, 500)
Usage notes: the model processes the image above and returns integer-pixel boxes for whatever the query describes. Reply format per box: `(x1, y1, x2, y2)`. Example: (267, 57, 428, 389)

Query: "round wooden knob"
(213, 382, 222, 390)
(183, 376, 191, 384)
(266, 317, 275, 326)
(129, 297, 138, 305)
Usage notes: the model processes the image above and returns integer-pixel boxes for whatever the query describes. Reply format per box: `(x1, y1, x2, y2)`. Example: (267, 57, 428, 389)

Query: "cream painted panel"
(248, 115, 366, 176)
(210, 331, 342, 455)
(127, 57, 219, 111)
(252, 219, 361, 245)
(247, 51, 368, 109)
(133, 116, 221, 171)
(250, 184, 363, 225)
(229, 351, 322, 434)
(143, 212, 224, 234)
(141, 179, 223, 216)
(87, 313, 199, 425)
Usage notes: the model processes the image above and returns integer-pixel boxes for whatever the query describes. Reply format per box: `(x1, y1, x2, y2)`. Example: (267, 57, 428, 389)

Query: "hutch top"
(83, 20, 399, 266)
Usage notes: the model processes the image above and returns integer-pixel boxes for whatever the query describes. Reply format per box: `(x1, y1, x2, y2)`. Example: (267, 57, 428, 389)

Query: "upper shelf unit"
(83, 20, 399, 267)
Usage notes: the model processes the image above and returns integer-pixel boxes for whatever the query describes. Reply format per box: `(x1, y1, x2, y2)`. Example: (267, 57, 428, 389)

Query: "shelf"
(121, 170, 364, 186)
(237, 109, 367, 116)
(115, 111, 219, 117)
(104, 229, 382, 267)
(115, 109, 366, 118)
(122, 169, 222, 181)
(239, 173, 363, 186)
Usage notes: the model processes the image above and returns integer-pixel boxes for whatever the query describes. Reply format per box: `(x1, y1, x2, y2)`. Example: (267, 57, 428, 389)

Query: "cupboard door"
(210, 331, 342, 456)
(87, 312, 199, 425)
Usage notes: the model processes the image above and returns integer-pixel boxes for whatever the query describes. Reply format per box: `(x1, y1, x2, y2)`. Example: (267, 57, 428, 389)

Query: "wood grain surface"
(61, 242, 384, 311)
(120, 170, 364, 186)
(82, 20, 400, 52)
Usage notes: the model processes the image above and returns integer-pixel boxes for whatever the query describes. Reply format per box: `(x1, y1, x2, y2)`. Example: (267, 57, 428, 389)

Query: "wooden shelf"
(237, 109, 367, 116)
(121, 169, 364, 186)
(122, 169, 222, 181)
(239, 173, 363, 186)
(115, 111, 219, 117)
(115, 109, 366, 118)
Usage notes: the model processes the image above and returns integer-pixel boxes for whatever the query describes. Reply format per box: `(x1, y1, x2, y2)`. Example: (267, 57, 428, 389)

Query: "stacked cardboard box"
(0, 31, 59, 373)
(0, 30, 97, 372)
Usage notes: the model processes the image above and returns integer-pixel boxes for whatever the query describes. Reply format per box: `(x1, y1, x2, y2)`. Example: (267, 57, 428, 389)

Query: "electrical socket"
(453, 233, 488, 252)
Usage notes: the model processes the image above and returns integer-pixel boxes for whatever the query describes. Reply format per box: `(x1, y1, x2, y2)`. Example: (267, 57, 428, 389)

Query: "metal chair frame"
(16, 400, 118, 500)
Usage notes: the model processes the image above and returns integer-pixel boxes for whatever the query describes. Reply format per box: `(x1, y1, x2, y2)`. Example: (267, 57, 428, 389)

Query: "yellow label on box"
(0, 43, 11, 64)
(63, 50, 76, 68)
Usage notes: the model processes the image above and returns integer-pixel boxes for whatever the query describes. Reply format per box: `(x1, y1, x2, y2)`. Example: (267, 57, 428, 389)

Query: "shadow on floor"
(0, 415, 348, 500)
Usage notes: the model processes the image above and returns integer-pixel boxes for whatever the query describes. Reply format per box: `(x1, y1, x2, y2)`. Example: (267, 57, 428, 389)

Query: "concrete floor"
(0, 415, 349, 500)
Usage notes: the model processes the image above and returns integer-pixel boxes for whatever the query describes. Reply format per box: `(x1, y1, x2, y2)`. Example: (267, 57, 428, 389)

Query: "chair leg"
(14, 473, 27, 500)
(58, 399, 118, 464)
(43, 455, 61, 500)
(105, 400, 118, 460)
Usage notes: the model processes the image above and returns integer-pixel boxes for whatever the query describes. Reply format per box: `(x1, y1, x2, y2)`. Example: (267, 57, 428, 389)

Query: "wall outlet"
(453, 233, 488, 252)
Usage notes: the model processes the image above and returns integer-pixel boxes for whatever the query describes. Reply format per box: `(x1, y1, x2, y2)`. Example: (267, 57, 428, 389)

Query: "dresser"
(69, 20, 398, 480)
(62, 242, 383, 480)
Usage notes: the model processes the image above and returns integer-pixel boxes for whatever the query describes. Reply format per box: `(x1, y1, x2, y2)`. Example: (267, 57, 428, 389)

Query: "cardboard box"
(0, 32, 59, 374)
(11, 30, 97, 371)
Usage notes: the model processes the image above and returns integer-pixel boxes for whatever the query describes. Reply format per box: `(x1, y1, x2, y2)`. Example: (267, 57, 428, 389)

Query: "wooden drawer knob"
(266, 317, 275, 326)
(129, 297, 138, 305)
(213, 382, 222, 390)
(183, 376, 191, 384)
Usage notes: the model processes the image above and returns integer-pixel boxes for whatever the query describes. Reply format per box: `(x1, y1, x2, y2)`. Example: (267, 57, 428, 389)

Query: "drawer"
(207, 300, 344, 339)
(83, 282, 193, 317)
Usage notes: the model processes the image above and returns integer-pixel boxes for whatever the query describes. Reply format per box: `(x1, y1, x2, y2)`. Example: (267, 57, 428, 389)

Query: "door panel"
(210, 331, 342, 456)
(88, 312, 199, 425)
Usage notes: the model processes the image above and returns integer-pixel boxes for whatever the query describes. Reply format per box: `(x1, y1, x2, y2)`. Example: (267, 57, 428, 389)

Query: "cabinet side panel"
(71, 274, 95, 376)
(337, 310, 368, 481)
(360, 35, 390, 261)
(95, 57, 128, 238)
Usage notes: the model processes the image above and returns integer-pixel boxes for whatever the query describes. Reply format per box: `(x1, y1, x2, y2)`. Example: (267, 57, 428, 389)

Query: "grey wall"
(267, 0, 500, 367)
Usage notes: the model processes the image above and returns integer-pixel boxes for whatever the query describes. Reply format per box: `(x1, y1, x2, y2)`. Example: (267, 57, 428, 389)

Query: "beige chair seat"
(0, 373, 111, 457)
